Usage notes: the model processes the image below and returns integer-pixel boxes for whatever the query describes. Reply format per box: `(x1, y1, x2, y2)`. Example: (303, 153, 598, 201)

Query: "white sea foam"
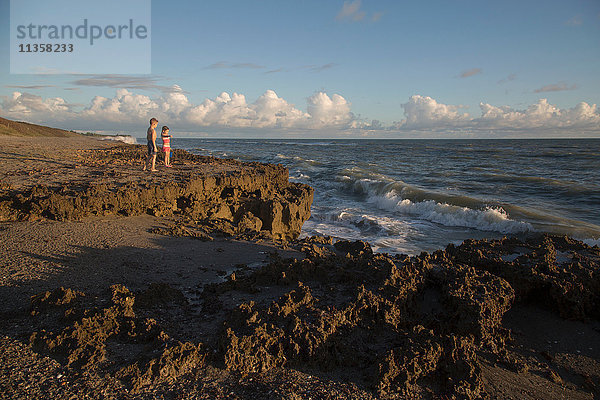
(582, 238, 600, 247)
(100, 135, 136, 144)
(372, 194, 532, 233)
(303, 209, 427, 255)
(278, 154, 321, 166)
(310, 209, 417, 236)
(290, 172, 311, 181)
(347, 177, 533, 234)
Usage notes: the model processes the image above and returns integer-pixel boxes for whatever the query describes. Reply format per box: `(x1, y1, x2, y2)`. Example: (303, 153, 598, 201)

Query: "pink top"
(162, 135, 171, 148)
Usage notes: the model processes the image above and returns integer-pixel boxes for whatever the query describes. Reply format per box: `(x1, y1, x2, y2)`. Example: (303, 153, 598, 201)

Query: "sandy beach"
(1, 134, 599, 399)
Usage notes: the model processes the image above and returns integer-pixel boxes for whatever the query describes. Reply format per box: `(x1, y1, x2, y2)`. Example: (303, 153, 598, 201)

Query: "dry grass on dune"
(0, 116, 78, 137)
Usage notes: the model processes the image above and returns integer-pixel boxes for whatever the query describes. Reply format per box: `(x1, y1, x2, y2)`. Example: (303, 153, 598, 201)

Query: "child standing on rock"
(143, 118, 158, 172)
(161, 126, 172, 167)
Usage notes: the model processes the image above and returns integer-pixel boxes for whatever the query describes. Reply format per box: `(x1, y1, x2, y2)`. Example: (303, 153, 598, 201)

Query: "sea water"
(163, 138, 600, 255)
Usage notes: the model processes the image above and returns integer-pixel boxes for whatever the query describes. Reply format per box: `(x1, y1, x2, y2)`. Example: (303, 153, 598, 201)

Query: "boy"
(143, 117, 158, 172)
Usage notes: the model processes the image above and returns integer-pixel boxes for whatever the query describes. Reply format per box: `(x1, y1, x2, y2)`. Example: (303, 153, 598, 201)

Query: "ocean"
(150, 138, 600, 255)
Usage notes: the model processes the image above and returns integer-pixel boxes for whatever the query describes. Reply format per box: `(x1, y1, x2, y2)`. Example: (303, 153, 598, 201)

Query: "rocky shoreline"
(1, 136, 599, 399)
(0, 138, 313, 241)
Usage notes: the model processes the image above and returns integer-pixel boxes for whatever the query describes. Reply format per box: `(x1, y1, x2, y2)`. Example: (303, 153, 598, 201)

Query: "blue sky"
(1, 0, 599, 137)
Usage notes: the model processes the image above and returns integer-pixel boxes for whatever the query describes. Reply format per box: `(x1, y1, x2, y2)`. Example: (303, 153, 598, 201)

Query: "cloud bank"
(1, 88, 599, 136)
(0, 87, 353, 132)
(393, 95, 600, 133)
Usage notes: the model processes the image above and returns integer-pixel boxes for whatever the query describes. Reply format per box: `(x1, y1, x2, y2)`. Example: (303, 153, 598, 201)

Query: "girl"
(161, 125, 173, 167)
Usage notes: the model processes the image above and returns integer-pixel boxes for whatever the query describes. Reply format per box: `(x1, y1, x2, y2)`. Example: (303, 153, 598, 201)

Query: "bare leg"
(143, 155, 149, 171)
(150, 154, 157, 171)
(165, 152, 170, 166)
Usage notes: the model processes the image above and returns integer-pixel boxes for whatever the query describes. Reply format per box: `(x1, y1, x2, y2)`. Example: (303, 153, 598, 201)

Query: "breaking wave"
(178, 137, 600, 253)
(100, 135, 136, 144)
(347, 177, 532, 234)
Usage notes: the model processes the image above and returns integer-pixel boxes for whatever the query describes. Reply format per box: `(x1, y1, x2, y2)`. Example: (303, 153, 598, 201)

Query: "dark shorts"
(147, 140, 156, 156)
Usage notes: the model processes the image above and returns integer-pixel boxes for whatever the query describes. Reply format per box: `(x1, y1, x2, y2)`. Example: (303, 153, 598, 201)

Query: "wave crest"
(348, 177, 532, 233)
(100, 135, 136, 144)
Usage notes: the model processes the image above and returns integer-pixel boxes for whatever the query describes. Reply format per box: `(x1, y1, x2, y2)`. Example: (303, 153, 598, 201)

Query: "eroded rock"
(0, 144, 314, 240)
(22, 234, 600, 398)
(446, 234, 600, 320)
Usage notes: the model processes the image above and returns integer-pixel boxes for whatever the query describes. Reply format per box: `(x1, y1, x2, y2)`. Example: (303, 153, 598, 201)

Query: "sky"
(1, 0, 600, 138)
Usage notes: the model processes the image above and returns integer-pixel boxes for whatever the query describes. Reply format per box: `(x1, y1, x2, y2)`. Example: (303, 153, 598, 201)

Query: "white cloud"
(81, 89, 159, 124)
(0, 88, 352, 131)
(157, 85, 192, 115)
(183, 90, 351, 129)
(185, 90, 318, 129)
(1, 92, 73, 116)
(394, 95, 600, 133)
(398, 95, 470, 129)
(307, 92, 352, 127)
(350, 119, 384, 130)
(336, 0, 381, 23)
(477, 99, 600, 130)
(186, 92, 254, 127)
(1, 89, 599, 136)
(251, 90, 310, 128)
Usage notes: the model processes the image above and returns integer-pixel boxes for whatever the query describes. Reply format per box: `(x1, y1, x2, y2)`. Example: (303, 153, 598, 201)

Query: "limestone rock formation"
(0, 144, 314, 240)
